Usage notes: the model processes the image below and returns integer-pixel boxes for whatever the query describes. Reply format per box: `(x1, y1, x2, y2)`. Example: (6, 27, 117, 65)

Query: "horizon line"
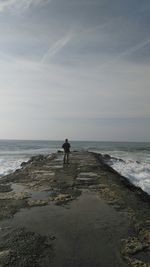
(0, 138, 149, 143)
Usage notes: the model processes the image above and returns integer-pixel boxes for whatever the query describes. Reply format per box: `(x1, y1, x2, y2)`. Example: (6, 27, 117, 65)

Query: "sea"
(0, 140, 150, 195)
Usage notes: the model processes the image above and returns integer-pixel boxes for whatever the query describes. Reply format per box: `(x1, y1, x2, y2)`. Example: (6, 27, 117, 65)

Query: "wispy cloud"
(118, 37, 150, 58)
(99, 37, 150, 69)
(0, 0, 49, 12)
(41, 32, 74, 63)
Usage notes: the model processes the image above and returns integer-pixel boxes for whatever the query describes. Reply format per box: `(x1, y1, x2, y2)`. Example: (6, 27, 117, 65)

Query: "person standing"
(62, 139, 71, 164)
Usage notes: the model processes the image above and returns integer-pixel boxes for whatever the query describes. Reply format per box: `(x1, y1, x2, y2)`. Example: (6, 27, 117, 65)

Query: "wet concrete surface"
(0, 191, 129, 267)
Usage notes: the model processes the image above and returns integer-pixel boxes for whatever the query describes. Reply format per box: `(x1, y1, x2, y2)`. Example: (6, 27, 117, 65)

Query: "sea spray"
(109, 158, 150, 194)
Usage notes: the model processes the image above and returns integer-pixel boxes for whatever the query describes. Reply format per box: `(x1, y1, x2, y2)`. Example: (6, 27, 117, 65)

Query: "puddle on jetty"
(11, 183, 53, 200)
(0, 191, 129, 267)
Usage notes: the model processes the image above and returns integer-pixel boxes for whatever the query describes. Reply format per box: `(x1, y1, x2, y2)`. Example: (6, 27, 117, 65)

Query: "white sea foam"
(90, 147, 150, 195)
(0, 149, 56, 177)
(0, 156, 29, 177)
(110, 158, 150, 194)
(0, 141, 58, 177)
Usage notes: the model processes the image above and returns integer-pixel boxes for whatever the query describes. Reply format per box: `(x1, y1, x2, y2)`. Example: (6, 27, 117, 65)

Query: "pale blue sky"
(0, 0, 150, 141)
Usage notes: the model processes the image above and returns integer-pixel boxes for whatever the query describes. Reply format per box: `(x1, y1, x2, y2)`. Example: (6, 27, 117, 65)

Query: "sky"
(0, 0, 150, 141)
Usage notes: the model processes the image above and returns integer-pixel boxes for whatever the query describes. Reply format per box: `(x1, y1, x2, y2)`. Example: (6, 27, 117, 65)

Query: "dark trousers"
(63, 152, 69, 164)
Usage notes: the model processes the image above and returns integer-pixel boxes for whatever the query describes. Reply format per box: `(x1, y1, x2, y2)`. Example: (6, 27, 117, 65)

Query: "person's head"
(65, 139, 68, 143)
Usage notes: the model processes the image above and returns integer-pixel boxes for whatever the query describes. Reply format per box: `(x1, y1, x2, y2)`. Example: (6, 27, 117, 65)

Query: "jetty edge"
(0, 151, 149, 267)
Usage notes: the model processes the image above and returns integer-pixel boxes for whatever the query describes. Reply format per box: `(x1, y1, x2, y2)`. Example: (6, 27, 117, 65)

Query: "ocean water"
(0, 140, 150, 195)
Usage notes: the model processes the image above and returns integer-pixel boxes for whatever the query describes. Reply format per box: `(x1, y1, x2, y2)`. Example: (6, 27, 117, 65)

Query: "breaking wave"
(109, 157, 150, 195)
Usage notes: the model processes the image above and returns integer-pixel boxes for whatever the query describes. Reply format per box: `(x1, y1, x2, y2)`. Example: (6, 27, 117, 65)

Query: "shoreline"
(0, 151, 149, 267)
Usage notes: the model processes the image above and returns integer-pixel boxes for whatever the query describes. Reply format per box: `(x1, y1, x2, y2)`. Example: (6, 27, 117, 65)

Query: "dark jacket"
(62, 142, 70, 153)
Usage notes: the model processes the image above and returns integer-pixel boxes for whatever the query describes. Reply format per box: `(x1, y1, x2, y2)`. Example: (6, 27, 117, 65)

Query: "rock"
(52, 193, 73, 205)
(57, 150, 63, 153)
(126, 257, 149, 267)
(0, 192, 30, 200)
(0, 250, 10, 258)
(98, 184, 107, 189)
(121, 234, 150, 267)
(139, 228, 150, 244)
(103, 154, 111, 160)
(121, 237, 145, 255)
(20, 161, 28, 167)
(27, 199, 49, 207)
(0, 228, 54, 266)
(98, 187, 120, 202)
(89, 185, 101, 189)
(0, 184, 12, 193)
(78, 172, 98, 178)
(134, 221, 150, 247)
(30, 155, 45, 162)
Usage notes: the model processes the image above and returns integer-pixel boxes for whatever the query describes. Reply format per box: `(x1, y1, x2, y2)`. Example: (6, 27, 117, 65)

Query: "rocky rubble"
(0, 228, 54, 267)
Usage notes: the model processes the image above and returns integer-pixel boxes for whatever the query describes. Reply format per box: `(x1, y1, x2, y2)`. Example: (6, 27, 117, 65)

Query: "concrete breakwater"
(0, 151, 149, 267)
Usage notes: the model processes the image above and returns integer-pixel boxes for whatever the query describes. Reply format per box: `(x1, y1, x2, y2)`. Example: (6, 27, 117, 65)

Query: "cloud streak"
(41, 32, 74, 63)
(99, 37, 150, 70)
(0, 0, 49, 12)
(118, 37, 150, 58)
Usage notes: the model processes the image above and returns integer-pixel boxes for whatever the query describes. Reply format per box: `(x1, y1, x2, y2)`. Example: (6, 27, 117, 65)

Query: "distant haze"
(0, 0, 150, 141)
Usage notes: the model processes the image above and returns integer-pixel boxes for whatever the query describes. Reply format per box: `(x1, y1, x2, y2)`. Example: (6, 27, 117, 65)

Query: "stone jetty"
(0, 151, 149, 267)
